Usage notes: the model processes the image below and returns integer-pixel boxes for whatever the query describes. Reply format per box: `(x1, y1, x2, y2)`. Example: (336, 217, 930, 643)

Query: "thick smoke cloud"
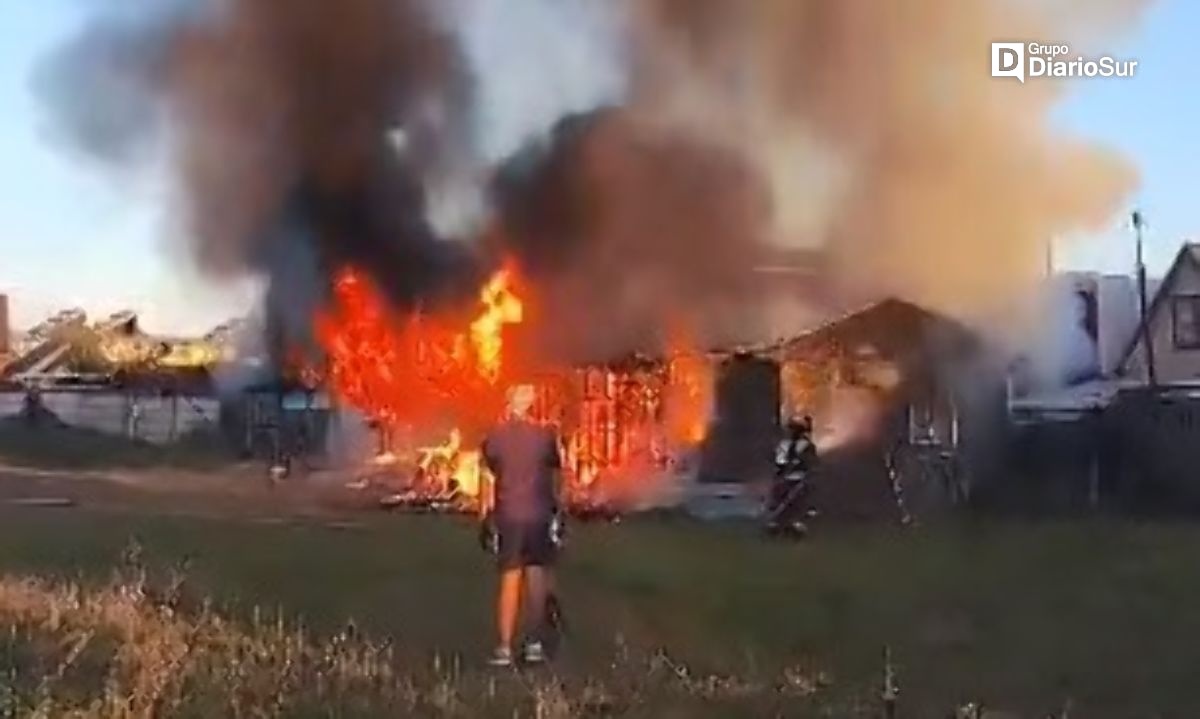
(484, 0, 1150, 360)
(38, 0, 1152, 368)
(626, 0, 1149, 319)
(38, 0, 483, 357)
(492, 109, 778, 360)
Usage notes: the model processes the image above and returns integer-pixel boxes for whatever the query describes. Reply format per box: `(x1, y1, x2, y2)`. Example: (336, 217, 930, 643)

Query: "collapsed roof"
(0, 309, 244, 388)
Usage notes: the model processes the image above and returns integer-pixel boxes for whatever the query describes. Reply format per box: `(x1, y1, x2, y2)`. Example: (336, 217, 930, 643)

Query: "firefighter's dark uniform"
(769, 432, 815, 528)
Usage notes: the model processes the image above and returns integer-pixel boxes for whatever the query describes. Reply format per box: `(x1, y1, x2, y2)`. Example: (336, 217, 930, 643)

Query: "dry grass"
(0, 575, 411, 717)
(0, 545, 846, 718)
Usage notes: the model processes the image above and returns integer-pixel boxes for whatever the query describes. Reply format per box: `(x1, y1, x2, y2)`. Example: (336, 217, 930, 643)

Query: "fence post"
(1087, 408, 1102, 512)
(243, 394, 255, 457)
(125, 392, 141, 440)
(881, 645, 898, 718)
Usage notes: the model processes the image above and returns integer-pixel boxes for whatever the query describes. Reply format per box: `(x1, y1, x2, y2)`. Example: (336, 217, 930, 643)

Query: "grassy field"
(0, 501, 1197, 717)
(0, 418, 234, 471)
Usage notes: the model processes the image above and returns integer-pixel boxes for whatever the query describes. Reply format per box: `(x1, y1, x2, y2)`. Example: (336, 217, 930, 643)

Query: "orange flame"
(315, 264, 523, 439)
(414, 428, 487, 499)
(470, 267, 524, 384)
(665, 328, 714, 446)
(313, 262, 714, 511)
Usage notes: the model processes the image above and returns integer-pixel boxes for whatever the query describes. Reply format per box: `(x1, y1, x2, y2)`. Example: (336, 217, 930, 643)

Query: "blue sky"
(1051, 0, 1200, 275)
(0, 0, 257, 334)
(0, 0, 1197, 334)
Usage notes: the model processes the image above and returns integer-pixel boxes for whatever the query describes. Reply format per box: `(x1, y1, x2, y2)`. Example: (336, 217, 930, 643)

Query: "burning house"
(0, 249, 997, 522)
(737, 299, 993, 520)
(260, 272, 991, 521)
(27, 0, 1151, 520)
(253, 262, 719, 514)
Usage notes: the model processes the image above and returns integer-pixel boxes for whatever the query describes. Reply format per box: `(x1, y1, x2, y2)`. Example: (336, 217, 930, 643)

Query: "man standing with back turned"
(480, 384, 563, 667)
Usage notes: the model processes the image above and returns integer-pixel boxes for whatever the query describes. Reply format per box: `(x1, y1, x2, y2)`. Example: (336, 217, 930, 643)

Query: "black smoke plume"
(37, 0, 483, 358)
(492, 108, 778, 361)
(37, 0, 1151, 372)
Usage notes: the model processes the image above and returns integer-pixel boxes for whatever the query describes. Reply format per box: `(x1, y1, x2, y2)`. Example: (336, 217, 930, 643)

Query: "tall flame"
(469, 267, 524, 384)
(315, 263, 524, 435)
(314, 261, 713, 512)
(664, 326, 714, 446)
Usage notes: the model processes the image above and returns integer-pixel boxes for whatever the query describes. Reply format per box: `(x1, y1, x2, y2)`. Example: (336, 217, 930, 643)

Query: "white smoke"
(1024, 278, 1102, 387)
(814, 387, 888, 455)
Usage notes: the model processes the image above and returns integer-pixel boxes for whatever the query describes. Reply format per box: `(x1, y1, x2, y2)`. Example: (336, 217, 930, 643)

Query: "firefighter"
(767, 415, 817, 535)
(479, 384, 565, 667)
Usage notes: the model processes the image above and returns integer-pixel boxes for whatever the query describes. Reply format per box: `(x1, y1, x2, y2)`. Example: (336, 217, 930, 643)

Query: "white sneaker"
(487, 646, 514, 667)
(523, 641, 546, 664)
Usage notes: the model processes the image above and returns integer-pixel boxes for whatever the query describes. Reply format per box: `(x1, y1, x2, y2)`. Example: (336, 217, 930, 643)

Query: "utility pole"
(1132, 211, 1158, 387)
(881, 645, 899, 718)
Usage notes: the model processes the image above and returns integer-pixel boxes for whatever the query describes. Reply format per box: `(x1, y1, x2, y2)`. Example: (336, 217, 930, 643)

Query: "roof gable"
(1118, 242, 1200, 374)
(758, 297, 982, 364)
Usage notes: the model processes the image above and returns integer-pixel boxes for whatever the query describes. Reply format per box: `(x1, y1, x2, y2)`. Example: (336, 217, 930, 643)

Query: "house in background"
(1007, 271, 1140, 415)
(1120, 243, 1200, 385)
(1001, 270, 1142, 511)
(1000, 243, 1200, 514)
(1103, 243, 1200, 511)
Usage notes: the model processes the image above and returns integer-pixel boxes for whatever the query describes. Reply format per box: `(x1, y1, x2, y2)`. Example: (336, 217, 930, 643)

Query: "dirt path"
(0, 462, 391, 526)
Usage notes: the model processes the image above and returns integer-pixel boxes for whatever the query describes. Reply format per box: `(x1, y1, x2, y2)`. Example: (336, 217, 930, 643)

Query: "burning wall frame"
(528, 353, 712, 504)
(224, 296, 992, 520)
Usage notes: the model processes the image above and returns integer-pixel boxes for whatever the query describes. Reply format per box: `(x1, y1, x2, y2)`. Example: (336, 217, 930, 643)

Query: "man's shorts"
(496, 518, 557, 570)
